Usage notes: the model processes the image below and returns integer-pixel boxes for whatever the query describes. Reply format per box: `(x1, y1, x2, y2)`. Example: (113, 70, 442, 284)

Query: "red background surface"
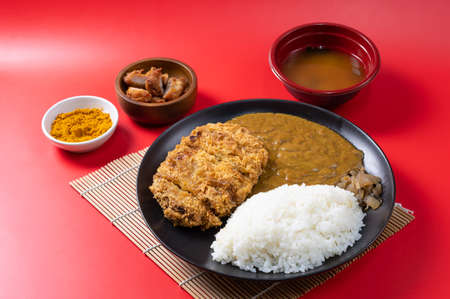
(1, 0, 449, 298)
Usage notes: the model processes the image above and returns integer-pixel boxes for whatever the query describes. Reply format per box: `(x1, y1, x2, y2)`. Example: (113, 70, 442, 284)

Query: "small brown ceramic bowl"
(115, 58, 197, 124)
(269, 23, 380, 108)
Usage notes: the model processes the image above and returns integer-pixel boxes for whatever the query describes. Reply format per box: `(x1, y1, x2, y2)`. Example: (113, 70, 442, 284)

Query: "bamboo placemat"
(70, 148, 415, 299)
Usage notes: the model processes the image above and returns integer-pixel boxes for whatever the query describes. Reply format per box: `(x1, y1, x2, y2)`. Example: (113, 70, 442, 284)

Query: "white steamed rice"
(210, 184, 365, 273)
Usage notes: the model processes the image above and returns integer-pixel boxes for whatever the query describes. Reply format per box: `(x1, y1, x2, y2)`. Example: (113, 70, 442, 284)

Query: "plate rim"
(136, 98, 396, 281)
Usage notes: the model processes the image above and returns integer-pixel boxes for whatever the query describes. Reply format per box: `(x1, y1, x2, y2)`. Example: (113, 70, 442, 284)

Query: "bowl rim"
(41, 95, 119, 146)
(115, 57, 197, 107)
(269, 22, 381, 96)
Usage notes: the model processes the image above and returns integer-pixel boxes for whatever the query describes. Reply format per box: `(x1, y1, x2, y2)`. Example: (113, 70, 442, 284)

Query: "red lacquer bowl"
(269, 23, 380, 108)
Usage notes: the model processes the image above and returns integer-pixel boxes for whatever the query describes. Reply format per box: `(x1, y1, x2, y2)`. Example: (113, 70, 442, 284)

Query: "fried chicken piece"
(161, 73, 169, 86)
(163, 77, 187, 100)
(123, 69, 148, 89)
(123, 68, 170, 91)
(149, 123, 268, 229)
(151, 97, 166, 103)
(126, 87, 152, 102)
(144, 67, 164, 97)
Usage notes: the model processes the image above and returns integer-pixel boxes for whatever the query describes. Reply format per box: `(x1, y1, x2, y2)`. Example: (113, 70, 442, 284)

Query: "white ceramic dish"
(41, 95, 119, 153)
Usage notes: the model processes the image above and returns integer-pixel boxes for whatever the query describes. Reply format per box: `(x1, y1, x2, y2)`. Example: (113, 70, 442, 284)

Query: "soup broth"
(281, 48, 366, 91)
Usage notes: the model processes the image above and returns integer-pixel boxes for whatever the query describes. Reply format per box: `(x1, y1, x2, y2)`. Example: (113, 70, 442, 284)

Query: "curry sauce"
(228, 113, 363, 194)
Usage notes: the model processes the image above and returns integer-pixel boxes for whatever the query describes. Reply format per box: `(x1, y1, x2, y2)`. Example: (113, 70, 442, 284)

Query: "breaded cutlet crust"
(149, 122, 268, 229)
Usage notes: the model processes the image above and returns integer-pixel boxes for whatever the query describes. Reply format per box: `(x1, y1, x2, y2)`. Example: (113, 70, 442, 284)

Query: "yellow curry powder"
(50, 108, 112, 142)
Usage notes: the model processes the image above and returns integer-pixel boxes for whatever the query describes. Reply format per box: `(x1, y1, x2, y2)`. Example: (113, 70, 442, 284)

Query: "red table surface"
(1, 0, 449, 298)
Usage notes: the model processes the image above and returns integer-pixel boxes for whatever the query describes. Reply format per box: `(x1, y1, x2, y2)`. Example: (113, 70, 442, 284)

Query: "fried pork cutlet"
(149, 123, 268, 230)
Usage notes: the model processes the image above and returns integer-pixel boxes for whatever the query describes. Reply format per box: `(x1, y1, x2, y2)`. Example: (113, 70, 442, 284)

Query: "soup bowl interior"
(270, 23, 380, 108)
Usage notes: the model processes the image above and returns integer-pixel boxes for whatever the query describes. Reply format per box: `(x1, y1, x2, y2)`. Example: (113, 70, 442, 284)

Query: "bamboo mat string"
(143, 244, 161, 254)
(179, 271, 206, 287)
(111, 208, 140, 223)
(80, 164, 139, 196)
(252, 282, 281, 299)
(69, 148, 415, 299)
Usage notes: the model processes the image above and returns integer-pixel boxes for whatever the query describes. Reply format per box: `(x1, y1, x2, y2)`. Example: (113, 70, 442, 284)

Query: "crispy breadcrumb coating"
(149, 123, 268, 229)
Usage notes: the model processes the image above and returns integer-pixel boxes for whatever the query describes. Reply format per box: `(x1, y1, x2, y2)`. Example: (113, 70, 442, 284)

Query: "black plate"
(137, 99, 395, 281)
